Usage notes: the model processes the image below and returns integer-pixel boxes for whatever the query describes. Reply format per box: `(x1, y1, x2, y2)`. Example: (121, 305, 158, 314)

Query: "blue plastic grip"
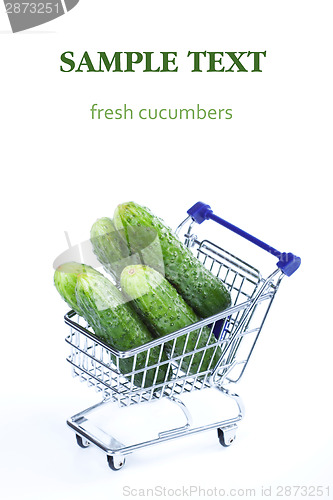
(187, 202, 301, 277)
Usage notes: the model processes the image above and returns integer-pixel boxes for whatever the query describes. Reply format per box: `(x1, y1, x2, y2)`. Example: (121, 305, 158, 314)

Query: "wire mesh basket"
(63, 201, 300, 470)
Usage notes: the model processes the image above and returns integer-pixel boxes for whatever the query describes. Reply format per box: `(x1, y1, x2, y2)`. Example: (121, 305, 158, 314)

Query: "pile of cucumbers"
(54, 202, 231, 388)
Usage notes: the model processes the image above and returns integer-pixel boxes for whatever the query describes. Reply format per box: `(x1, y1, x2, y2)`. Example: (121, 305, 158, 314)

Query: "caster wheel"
(217, 428, 236, 447)
(107, 455, 126, 471)
(76, 434, 90, 448)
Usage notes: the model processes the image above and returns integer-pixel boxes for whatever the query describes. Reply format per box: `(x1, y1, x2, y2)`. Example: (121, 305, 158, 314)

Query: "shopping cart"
(64, 201, 301, 470)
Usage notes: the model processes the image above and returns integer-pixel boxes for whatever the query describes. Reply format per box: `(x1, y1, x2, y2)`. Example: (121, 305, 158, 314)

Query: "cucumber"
(120, 265, 222, 376)
(54, 261, 101, 316)
(114, 202, 231, 318)
(75, 273, 169, 388)
(90, 217, 138, 283)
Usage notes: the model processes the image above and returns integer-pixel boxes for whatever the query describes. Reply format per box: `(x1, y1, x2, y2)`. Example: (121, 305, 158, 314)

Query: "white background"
(1, 1, 332, 499)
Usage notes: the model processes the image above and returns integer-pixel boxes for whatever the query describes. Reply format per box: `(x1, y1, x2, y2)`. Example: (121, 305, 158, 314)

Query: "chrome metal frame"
(65, 215, 284, 468)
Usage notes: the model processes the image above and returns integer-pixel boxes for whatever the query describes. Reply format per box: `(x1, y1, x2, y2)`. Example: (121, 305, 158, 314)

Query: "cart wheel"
(76, 434, 90, 448)
(217, 428, 236, 447)
(107, 455, 126, 471)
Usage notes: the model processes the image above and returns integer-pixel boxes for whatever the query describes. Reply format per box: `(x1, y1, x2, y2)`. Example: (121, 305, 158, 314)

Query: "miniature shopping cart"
(64, 201, 301, 470)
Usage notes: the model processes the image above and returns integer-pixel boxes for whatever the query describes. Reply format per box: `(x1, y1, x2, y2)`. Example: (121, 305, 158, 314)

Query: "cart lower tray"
(67, 386, 243, 470)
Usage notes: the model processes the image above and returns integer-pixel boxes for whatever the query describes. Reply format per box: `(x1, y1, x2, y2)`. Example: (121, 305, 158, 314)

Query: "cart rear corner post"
(63, 201, 300, 470)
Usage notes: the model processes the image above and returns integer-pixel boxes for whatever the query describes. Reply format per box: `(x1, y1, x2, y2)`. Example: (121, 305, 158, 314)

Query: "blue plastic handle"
(187, 202, 301, 277)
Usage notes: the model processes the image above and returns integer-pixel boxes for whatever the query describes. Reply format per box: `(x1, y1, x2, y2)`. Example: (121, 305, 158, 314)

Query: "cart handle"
(187, 202, 301, 277)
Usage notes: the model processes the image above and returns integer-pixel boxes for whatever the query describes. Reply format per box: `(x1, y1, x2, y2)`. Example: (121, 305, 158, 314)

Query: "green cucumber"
(114, 202, 231, 318)
(120, 265, 222, 376)
(54, 261, 101, 316)
(90, 217, 138, 283)
(75, 273, 169, 388)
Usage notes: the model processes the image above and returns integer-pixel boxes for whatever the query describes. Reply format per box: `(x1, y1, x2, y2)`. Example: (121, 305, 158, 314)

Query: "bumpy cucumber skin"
(54, 262, 101, 316)
(90, 217, 137, 283)
(114, 202, 231, 318)
(121, 265, 222, 376)
(75, 273, 168, 388)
